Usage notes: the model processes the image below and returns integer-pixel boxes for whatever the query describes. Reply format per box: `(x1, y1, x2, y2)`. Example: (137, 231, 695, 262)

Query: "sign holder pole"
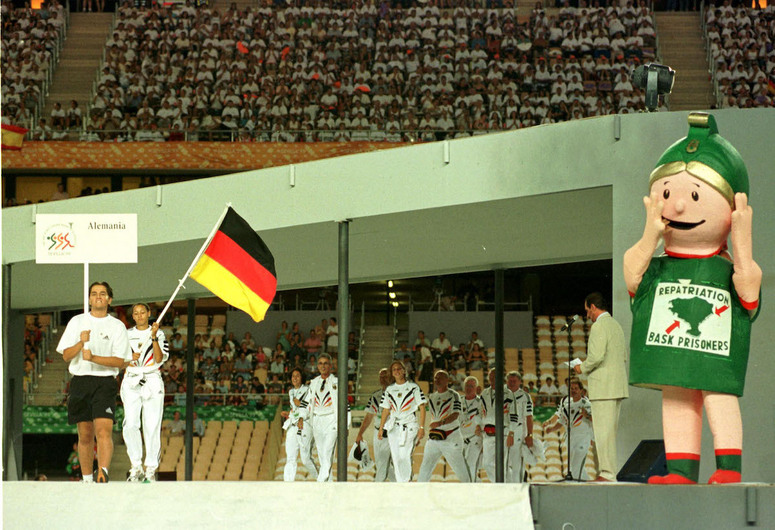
(83, 263, 89, 314)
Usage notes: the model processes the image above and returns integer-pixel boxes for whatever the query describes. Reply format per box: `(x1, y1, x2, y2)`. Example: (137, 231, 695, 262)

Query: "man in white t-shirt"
(325, 317, 339, 353)
(57, 282, 131, 483)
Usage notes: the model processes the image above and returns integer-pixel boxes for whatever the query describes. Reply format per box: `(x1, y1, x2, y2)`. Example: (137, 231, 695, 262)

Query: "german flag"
(191, 207, 277, 322)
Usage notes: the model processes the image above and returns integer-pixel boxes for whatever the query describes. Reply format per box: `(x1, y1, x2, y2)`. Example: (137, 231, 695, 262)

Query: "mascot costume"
(624, 112, 761, 484)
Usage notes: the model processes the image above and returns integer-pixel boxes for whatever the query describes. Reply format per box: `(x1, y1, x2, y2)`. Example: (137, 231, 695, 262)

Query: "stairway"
(655, 12, 714, 111)
(30, 344, 69, 406)
(356, 325, 395, 405)
(43, 13, 113, 127)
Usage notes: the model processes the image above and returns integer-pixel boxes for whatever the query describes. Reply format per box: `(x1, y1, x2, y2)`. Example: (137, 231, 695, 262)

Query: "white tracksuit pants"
(386, 422, 418, 483)
(463, 435, 483, 482)
(483, 435, 525, 483)
(566, 431, 593, 480)
(284, 421, 318, 481)
(312, 414, 337, 482)
(418, 430, 471, 482)
(120, 372, 164, 470)
(373, 430, 394, 482)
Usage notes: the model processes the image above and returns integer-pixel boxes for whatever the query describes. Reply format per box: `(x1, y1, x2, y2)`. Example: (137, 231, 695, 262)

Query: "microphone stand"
(559, 382, 583, 482)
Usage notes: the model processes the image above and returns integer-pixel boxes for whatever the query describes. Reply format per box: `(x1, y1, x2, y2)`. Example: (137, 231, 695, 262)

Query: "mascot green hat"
(649, 112, 749, 208)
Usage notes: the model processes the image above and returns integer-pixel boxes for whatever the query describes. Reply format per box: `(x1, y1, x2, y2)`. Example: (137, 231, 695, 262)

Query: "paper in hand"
(566, 358, 582, 368)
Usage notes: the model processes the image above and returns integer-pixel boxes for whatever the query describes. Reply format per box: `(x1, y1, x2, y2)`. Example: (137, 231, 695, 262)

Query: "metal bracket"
(746, 487, 757, 525)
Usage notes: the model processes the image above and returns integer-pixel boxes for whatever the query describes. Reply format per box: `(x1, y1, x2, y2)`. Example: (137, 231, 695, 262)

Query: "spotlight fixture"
(632, 62, 675, 112)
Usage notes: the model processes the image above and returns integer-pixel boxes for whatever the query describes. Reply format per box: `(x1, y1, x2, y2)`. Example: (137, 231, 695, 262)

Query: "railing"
(650, 10, 670, 110)
(24, 391, 376, 408)
(354, 302, 366, 399)
(699, 1, 723, 109)
(408, 294, 531, 312)
(392, 305, 399, 354)
(87, 11, 119, 128)
(24, 118, 647, 143)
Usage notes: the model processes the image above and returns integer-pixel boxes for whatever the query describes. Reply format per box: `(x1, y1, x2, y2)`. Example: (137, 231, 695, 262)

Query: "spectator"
(304, 354, 318, 379)
(467, 343, 487, 370)
(394, 342, 411, 361)
(192, 412, 205, 437)
(170, 333, 184, 354)
(540, 376, 559, 395)
(270, 353, 286, 379)
(50, 182, 69, 201)
(326, 317, 339, 353)
(254, 347, 269, 368)
(303, 329, 322, 359)
(166, 411, 185, 437)
(267, 372, 284, 395)
(233, 351, 253, 378)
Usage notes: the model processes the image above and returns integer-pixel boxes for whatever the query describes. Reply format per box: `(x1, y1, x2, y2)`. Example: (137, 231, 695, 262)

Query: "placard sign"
(35, 214, 138, 264)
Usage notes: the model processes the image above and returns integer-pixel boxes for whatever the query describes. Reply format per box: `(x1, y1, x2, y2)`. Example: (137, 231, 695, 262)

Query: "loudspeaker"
(617, 439, 667, 483)
(157, 471, 177, 481)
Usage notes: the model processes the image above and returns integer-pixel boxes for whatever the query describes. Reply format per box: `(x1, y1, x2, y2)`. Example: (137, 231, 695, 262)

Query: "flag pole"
(155, 203, 231, 326)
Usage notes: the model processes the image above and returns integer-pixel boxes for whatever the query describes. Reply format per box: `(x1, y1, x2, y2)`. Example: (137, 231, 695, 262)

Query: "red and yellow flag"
(1, 124, 28, 150)
(190, 207, 277, 322)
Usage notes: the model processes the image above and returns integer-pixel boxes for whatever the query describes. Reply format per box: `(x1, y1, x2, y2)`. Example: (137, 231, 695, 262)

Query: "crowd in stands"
(23, 317, 49, 394)
(3, 0, 772, 145)
(401, 318, 585, 406)
(398, 329, 491, 385)
(145, 317, 358, 407)
(32, 0, 665, 143)
(1, 0, 67, 132)
(705, 2, 775, 108)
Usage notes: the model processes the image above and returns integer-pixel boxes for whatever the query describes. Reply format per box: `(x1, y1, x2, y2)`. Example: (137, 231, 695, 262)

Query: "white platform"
(2, 482, 533, 530)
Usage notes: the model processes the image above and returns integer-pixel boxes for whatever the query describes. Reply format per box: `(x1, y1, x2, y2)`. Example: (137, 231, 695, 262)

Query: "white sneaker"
(127, 467, 143, 482)
(143, 469, 156, 483)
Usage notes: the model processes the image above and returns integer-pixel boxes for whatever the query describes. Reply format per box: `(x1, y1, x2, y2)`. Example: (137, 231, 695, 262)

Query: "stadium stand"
(10, 0, 672, 143)
(1, 0, 68, 135)
(704, 3, 775, 108)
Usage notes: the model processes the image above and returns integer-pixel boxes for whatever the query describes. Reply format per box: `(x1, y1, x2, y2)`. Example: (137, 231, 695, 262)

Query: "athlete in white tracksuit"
(506, 372, 534, 483)
(418, 370, 471, 482)
(283, 368, 318, 481)
(355, 368, 394, 482)
(379, 361, 427, 483)
(461, 375, 484, 482)
(481, 370, 534, 483)
(544, 379, 593, 480)
(121, 303, 169, 482)
(307, 354, 350, 482)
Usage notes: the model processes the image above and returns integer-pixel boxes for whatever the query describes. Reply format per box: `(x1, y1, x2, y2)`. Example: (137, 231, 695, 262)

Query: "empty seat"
(534, 315, 551, 326)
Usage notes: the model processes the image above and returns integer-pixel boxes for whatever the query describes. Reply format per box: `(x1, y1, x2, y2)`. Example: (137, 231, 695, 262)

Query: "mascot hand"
(642, 190, 666, 247)
(730, 193, 753, 262)
(730, 192, 762, 304)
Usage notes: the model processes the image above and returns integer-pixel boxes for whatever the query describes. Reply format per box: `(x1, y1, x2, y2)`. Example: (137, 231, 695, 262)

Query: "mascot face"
(651, 170, 732, 256)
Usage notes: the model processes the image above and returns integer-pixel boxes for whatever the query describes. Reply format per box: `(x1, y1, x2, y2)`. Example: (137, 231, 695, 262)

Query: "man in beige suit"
(573, 292, 629, 482)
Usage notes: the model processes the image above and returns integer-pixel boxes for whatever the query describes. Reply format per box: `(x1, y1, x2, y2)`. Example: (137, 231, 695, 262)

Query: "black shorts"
(67, 375, 118, 425)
